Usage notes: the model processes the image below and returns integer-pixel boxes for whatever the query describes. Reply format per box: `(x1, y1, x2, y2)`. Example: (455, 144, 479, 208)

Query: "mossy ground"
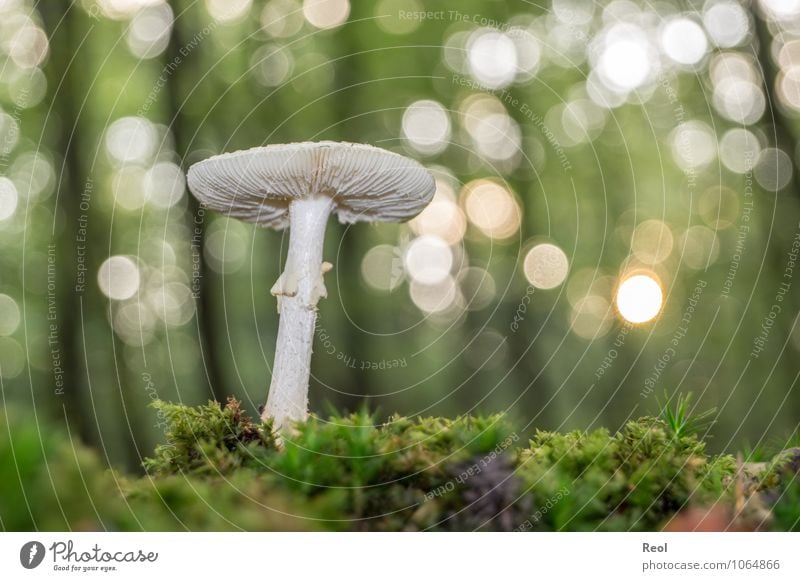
(1, 398, 798, 531)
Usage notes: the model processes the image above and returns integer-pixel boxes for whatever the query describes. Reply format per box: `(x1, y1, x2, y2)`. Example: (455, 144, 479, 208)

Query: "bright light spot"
(104, 117, 157, 165)
(719, 128, 760, 173)
(206, 0, 252, 23)
(671, 121, 717, 171)
(261, 0, 304, 37)
(615, 274, 664, 324)
(10, 152, 54, 201)
(251, 44, 294, 87)
(661, 18, 708, 66)
(402, 100, 451, 155)
(755, 148, 793, 192)
(462, 179, 521, 240)
(596, 24, 652, 92)
(702, 1, 749, 48)
(523, 243, 569, 289)
(467, 28, 518, 90)
(0, 177, 18, 221)
(409, 181, 466, 245)
(144, 162, 185, 208)
(0, 294, 20, 336)
(409, 276, 458, 314)
(303, 0, 350, 29)
(126, 3, 173, 59)
(404, 235, 453, 285)
(631, 220, 673, 264)
(98, 256, 141, 301)
(361, 244, 404, 292)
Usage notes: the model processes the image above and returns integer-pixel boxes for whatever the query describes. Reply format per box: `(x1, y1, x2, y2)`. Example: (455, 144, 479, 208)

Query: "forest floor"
(2, 397, 798, 531)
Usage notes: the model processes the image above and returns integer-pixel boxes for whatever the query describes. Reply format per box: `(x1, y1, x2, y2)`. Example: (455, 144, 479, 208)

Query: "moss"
(143, 398, 277, 476)
(1, 399, 795, 531)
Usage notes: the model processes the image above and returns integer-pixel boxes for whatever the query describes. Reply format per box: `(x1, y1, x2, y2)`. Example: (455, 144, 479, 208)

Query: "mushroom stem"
(263, 194, 333, 431)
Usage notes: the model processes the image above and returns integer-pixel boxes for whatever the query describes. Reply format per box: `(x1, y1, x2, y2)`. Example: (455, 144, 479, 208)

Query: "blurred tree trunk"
(39, 0, 93, 444)
(165, 0, 223, 401)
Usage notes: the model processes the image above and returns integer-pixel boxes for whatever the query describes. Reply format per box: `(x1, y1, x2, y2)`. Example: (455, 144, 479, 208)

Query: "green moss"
(1, 399, 795, 531)
(143, 398, 277, 476)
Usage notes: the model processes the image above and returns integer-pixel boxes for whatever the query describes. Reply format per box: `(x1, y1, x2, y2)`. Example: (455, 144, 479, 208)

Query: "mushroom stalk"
(263, 194, 333, 430)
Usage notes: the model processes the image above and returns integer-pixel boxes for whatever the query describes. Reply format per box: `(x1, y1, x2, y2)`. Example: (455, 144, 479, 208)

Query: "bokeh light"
(467, 28, 518, 90)
(660, 17, 708, 66)
(251, 44, 295, 87)
(570, 295, 613, 339)
(702, 1, 749, 48)
(457, 267, 496, 311)
(303, 0, 350, 29)
(126, 3, 173, 59)
(523, 243, 569, 289)
(404, 235, 453, 285)
(630, 220, 673, 264)
(671, 121, 717, 171)
(754, 147, 793, 192)
(615, 273, 664, 324)
(206, 0, 252, 23)
(98, 256, 141, 301)
(361, 244, 404, 292)
(461, 179, 521, 240)
(261, 0, 304, 37)
(680, 226, 720, 270)
(408, 180, 466, 245)
(0, 177, 19, 221)
(402, 100, 451, 156)
(0, 294, 20, 336)
(460, 94, 521, 167)
(0, 337, 24, 379)
(104, 117, 157, 165)
(593, 23, 653, 94)
(144, 161, 185, 208)
(719, 128, 761, 173)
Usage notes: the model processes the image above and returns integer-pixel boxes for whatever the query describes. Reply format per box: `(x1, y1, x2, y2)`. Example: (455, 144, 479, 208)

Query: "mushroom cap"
(186, 141, 436, 228)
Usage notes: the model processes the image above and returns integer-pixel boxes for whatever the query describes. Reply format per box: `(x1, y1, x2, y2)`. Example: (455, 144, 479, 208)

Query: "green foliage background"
(0, 0, 798, 479)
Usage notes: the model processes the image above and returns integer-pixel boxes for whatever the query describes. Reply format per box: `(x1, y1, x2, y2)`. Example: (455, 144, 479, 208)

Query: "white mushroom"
(187, 141, 435, 432)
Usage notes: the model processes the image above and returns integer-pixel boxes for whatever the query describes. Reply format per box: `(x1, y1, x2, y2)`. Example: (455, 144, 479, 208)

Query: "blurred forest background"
(1, 0, 800, 471)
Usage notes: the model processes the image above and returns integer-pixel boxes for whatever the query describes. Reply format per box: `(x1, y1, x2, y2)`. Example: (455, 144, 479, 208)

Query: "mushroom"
(187, 141, 435, 432)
